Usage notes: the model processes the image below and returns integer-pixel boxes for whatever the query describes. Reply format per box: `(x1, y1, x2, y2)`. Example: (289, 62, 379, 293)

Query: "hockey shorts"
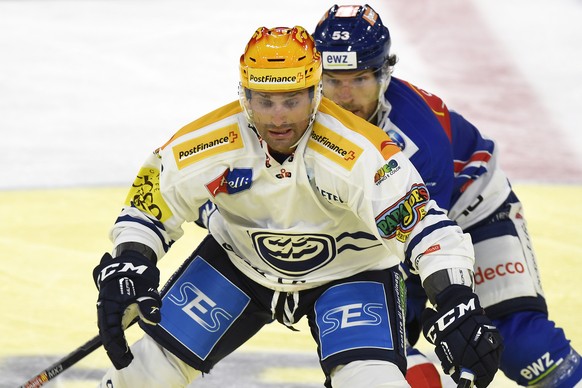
(466, 191, 547, 318)
(139, 234, 407, 379)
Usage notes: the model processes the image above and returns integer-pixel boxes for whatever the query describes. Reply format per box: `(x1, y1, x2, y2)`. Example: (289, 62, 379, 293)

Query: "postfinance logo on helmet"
(247, 67, 306, 91)
(239, 26, 323, 124)
(239, 26, 322, 92)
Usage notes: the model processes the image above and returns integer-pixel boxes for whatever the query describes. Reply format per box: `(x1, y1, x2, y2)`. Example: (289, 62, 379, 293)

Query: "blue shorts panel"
(315, 281, 394, 360)
(158, 257, 250, 361)
(309, 269, 407, 377)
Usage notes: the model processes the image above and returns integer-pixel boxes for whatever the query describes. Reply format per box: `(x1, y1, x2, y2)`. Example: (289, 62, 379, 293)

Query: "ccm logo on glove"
(95, 261, 151, 286)
(422, 285, 503, 388)
(425, 297, 476, 343)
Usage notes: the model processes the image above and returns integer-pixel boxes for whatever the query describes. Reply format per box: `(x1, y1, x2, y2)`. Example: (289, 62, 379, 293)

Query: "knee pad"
(331, 360, 409, 388)
(99, 334, 201, 388)
(494, 311, 581, 387)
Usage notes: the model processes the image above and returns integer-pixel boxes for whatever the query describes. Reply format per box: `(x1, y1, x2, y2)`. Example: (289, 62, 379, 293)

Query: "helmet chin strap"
(289, 82, 323, 150)
(366, 103, 381, 123)
(366, 70, 391, 124)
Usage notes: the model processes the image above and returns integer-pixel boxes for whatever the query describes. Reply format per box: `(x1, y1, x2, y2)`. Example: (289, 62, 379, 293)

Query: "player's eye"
(283, 99, 299, 109)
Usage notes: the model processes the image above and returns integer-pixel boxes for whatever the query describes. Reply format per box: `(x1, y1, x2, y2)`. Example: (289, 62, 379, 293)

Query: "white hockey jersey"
(110, 97, 474, 292)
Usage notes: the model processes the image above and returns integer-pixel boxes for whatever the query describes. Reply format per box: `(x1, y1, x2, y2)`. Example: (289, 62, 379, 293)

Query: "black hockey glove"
(93, 251, 161, 369)
(422, 285, 503, 388)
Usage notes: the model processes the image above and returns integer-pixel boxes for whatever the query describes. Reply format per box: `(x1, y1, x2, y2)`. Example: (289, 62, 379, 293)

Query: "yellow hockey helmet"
(240, 26, 322, 92)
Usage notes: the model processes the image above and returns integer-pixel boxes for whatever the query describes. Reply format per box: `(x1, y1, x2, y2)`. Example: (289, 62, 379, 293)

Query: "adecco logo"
(475, 261, 525, 285)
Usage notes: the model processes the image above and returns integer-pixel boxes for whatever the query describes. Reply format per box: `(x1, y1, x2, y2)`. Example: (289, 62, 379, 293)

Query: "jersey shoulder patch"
(308, 120, 363, 171)
(317, 98, 400, 162)
(161, 101, 245, 170)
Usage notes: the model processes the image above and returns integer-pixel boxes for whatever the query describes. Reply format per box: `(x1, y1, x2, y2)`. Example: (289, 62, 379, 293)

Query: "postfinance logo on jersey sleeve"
(308, 122, 362, 170)
(172, 124, 243, 170)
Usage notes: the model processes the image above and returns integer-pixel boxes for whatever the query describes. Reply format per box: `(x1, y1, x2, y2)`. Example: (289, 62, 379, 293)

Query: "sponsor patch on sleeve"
(172, 124, 243, 170)
(124, 167, 173, 222)
(374, 159, 401, 185)
(375, 184, 429, 242)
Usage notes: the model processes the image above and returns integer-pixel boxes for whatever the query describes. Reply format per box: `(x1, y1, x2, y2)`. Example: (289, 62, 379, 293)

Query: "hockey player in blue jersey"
(313, 4, 582, 388)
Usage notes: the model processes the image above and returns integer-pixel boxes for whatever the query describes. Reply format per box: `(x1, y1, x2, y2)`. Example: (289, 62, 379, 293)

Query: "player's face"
(322, 69, 380, 121)
(248, 89, 313, 154)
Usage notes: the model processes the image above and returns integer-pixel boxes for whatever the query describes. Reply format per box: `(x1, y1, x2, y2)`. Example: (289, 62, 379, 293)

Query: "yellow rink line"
(0, 184, 580, 387)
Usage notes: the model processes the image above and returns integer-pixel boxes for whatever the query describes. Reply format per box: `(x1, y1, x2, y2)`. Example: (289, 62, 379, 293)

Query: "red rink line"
(378, 0, 582, 184)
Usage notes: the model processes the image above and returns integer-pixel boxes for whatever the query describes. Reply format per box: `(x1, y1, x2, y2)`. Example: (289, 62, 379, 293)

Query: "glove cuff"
(434, 284, 481, 312)
(115, 249, 154, 265)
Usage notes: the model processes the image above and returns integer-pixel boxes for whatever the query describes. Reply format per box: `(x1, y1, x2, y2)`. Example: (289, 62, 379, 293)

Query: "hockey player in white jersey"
(92, 25, 502, 387)
(313, 4, 582, 388)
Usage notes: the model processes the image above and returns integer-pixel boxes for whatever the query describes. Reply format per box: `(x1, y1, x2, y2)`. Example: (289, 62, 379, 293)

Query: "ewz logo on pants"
(315, 281, 393, 360)
(159, 257, 250, 360)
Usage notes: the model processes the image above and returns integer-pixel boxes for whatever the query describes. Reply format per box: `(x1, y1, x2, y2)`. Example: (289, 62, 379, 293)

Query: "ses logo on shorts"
(205, 168, 252, 197)
(160, 258, 250, 360)
(315, 282, 393, 360)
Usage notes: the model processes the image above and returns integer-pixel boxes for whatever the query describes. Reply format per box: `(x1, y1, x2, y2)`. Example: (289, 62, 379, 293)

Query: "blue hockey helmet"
(312, 4, 391, 71)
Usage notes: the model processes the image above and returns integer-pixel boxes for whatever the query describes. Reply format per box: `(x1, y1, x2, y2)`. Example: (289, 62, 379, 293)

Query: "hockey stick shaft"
(457, 369, 475, 388)
(19, 318, 139, 388)
(19, 334, 102, 388)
